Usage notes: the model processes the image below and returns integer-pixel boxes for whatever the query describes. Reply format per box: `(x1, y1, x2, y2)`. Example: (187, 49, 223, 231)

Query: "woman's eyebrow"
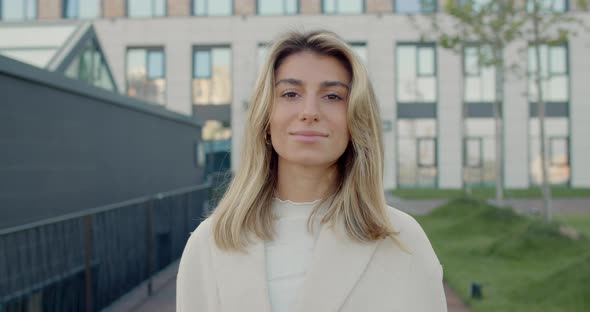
(275, 79, 349, 90)
(321, 81, 349, 90)
(275, 78, 303, 87)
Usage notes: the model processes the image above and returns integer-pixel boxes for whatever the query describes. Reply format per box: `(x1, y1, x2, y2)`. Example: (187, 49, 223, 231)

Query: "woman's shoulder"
(383, 205, 441, 265)
(187, 217, 214, 245)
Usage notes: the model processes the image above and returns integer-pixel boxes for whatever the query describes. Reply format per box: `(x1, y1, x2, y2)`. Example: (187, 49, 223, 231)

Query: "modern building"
(2, 0, 589, 190)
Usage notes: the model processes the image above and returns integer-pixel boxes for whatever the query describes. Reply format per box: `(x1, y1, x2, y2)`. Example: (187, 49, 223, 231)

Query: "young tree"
(525, 0, 588, 221)
(412, 0, 526, 206)
(413, 0, 587, 216)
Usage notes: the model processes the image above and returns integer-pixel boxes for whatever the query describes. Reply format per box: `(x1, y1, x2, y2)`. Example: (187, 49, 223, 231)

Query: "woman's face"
(269, 51, 351, 168)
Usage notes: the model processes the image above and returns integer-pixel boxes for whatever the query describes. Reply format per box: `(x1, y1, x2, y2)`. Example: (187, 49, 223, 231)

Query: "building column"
(570, 29, 590, 187)
(103, 0, 125, 18)
(503, 41, 529, 188)
(38, 0, 61, 20)
(437, 47, 463, 188)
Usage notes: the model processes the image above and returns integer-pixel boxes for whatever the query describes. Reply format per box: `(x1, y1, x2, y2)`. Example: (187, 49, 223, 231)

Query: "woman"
(177, 30, 447, 312)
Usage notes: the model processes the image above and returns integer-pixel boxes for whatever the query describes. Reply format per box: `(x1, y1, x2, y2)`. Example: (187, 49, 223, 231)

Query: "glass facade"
(257, 0, 297, 15)
(193, 47, 232, 105)
(193, 0, 232, 16)
(0, 0, 36, 20)
(64, 39, 116, 91)
(126, 48, 166, 105)
(528, 43, 569, 103)
(463, 119, 496, 187)
(529, 118, 570, 185)
(395, 0, 436, 13)
(63, 0, 100, 18)
(322, 0, 363, 14)
(128, 0, 166, 18)
(464, 45, 496, 103)
(526, 0, 567, 12)
(397, 119, 438, 188)
(396, 43, 437, 103)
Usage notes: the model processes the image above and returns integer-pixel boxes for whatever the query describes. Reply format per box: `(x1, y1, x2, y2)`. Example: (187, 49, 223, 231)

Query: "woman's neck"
(275, 160, 338, 202)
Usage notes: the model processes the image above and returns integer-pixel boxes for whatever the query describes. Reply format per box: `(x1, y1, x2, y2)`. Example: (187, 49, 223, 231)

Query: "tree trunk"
(493, 48, 505, 206)
(532, 1, 553, 222)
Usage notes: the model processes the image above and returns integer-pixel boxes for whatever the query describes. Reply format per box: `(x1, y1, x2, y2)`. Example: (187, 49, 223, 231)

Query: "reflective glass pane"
(26, 0, 36, 19)
(323, 0, 336, 13)
(397, 119, 437, 188)
(154, 0, 166, 16)
(338, 0, 363, 14)
(466, 139, 482, 167)
(547, 75, 568, 101)
(147, 50, 164, 79)
(396, 0, 435, 13)
(464, 47, 479, 76)
(418, 139, 436, 167)
(128, 0, 151, 17)
(79, 0, 100, 18)
(480, 67, 495, 102)
(193, 0, 206, 15)
(286, 0, 298, 14)
(65, 0, 79, 18)
(529, 118, 570, 185)
(351, 43, 367, 65)
(208, 0, 231, 15)
(464, 77, 481, 102)
(418, 47, 434, 76)
(194, 50, 211, 78)
(193, 47, 232, 105)
(257, 45, 269, 73)
(258, 0, 283, 15)
(549, 46, 566, 75)
(2, 0, 25, 20)
(416, 77, 436, 102)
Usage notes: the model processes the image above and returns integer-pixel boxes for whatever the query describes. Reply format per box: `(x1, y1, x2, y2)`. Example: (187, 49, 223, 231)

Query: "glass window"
(350, 42, 368, 65)
(395, 0, 436, 13)
(64, 39, 115, 91)
(1, 0, 36, 20)
(64, 0, 100, 18)
(526, 0, 567, 13)
(257, 0, 297, 15)
(322, 0, 364, 14)
(126, 47, 166, 105)
(193, 47, 232, 105)
(528, 44, 569, 102)
(397, 119, 438, 188)
(464, 45, 496, 103)
(464, 119, 496, 187)
(193, 0, 232, 16)
(128, 0, 166, 18)
(396, 43, 437, 103)
(529, 118, 570, 185)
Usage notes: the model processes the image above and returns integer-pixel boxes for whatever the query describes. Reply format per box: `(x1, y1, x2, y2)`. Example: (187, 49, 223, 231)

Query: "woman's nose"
(299, 96, 320, 121)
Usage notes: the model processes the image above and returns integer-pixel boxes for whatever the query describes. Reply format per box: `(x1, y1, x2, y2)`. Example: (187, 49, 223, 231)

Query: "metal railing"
(0, 183, 211, 312)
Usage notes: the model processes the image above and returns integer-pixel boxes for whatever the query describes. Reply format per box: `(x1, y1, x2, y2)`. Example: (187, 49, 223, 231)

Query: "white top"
(264, 197, 327, 312)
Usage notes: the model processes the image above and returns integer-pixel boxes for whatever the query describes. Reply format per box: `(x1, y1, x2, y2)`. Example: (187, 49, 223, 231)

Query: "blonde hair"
(210, 29, 397, 251)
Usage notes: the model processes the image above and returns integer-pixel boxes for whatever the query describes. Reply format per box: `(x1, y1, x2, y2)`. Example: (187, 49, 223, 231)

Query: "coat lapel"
(208, 237, 271, 312)
(292, 221, 380, 312)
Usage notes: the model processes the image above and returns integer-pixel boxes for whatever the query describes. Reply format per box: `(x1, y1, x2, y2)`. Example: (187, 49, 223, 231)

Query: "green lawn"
(416, 198, 590, 312)
(392, 187, 590, 200)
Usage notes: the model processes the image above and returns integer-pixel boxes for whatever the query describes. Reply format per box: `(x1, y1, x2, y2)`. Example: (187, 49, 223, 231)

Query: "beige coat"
(176, 205, 447, 312)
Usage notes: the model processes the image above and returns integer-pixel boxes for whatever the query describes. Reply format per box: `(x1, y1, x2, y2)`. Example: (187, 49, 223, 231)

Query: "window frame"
(191, 45, 233, 106)
(394, 0, 437, 14)
(0, 0, 38, 20)
(256, 0, 299, 15)
(526, 0, 569, 13)
(417, 137, 437, 168)
(463, 137, 484, 168)
(549, 136, 569, 167)
(125, 46, 167, 102)
(395, 42, 438, 105)
(321, 0, 365, 15)
(528, 42, 570, 104)
(192, 0, 234, 16)
(126, 0, 167, 18)
(62, 0, 102, 19)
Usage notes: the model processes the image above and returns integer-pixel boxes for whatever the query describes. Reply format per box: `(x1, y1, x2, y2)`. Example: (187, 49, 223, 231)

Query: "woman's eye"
(281, 91, 299, 99)
(325, 94, 343, 101)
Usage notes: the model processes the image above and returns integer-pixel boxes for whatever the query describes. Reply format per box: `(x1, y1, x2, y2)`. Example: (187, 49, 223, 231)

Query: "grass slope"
(392, 187, 590, 199)
(416, 197, 590, 312)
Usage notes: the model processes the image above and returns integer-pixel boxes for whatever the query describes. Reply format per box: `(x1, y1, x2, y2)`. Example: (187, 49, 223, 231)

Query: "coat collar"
(208, 219, 380, 312)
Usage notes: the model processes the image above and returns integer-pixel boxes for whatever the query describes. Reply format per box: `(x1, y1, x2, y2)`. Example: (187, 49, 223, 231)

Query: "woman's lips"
(290, 130, 328, 142)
